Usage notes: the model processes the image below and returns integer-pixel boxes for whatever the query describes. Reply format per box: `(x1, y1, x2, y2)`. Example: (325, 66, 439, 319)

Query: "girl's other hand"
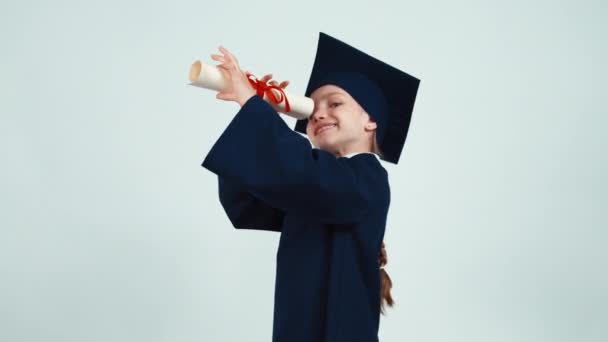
(257, 73, 290, 113)
(259, 73, 290, 90)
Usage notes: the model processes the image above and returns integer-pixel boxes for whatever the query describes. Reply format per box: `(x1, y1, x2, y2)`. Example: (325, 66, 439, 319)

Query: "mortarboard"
(293, 32, 420, 164)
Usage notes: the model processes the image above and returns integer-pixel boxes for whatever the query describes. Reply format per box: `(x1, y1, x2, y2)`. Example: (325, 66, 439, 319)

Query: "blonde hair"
(371, 131, 384, 159)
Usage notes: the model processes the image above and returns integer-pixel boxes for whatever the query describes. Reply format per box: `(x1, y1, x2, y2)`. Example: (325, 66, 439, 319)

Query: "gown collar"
(342, 152, 381, 161)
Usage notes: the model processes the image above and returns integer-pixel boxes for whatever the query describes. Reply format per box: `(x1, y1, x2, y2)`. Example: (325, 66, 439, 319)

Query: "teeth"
(317, 124, 336, 135)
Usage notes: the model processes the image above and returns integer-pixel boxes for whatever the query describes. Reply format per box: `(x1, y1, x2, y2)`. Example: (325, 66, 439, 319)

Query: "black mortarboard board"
(293, 32, 420, 164)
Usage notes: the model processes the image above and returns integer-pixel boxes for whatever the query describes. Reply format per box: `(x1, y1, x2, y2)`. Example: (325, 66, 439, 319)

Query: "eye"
(330, 102, 342, 108)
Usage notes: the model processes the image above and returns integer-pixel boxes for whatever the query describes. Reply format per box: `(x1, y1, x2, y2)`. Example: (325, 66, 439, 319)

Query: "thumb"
(216, 92, 233, 101)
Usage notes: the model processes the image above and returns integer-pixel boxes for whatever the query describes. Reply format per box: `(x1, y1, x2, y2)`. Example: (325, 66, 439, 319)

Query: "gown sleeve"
(217, 175, 284, 232)
(202, 94, 377, 225)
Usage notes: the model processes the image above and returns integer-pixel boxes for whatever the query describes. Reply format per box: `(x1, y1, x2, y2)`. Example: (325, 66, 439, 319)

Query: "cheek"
(306, 123, 313, 136)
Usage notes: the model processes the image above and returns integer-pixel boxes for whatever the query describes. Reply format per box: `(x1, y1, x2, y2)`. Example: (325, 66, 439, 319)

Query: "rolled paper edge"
(189, 60, 202, 83)
(188, 60, 226, 91)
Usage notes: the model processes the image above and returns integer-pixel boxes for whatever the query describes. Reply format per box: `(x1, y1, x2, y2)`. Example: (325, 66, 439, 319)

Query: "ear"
(360, 109, 377, 132)
(365, 119, 377, 132)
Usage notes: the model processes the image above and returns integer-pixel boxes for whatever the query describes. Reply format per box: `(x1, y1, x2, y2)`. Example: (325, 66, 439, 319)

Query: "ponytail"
(378, 241, 394, 315)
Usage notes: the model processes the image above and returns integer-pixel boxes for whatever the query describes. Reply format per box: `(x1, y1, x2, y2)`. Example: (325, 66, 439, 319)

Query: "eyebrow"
(323, 91, 345, 98)
(317, 91, 345, 100)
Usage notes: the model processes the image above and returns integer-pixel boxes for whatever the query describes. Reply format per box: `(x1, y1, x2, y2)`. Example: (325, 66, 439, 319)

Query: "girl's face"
(306, 84, 377, 156)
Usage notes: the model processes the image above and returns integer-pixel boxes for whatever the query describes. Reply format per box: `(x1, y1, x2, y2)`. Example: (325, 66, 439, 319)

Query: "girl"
(202, 32, 419, 342)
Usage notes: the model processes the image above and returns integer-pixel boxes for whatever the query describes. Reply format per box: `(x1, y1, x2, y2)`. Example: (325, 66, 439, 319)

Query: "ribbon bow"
(245, 72, 291, 113)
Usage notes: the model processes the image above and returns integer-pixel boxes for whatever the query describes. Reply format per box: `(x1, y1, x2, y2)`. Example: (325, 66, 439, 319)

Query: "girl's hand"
(211, 46, 290, 108)
(210, 46, 256, 107)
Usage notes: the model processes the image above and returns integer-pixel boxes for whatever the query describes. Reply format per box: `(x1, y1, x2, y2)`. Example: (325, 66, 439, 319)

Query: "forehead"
(310, 84, 350, 100)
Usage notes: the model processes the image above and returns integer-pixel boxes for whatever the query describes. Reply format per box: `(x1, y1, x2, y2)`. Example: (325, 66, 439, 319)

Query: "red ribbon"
(245, 72, 291, 112)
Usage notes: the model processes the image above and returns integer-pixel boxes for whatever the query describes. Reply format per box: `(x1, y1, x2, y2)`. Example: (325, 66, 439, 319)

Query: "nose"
(310, 108, 327, 122)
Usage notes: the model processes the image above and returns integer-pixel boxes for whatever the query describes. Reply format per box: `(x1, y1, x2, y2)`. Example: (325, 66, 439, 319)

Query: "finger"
(216, 64, 232, 72)
(279, 80, 290, 88)
(217, 46, 231, 63)
(217, 61, 236, 72)
(210, 54, 225, 61)
(220, 45, 240, 69)
(219, 46, 234, 62)
(219, 58, 236, 71)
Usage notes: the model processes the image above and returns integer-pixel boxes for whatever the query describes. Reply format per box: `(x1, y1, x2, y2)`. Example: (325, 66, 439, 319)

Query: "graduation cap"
(293, 32, 420, 164)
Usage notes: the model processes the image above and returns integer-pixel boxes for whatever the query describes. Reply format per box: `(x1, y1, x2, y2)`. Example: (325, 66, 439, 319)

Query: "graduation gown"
(202, 94, 391, 342)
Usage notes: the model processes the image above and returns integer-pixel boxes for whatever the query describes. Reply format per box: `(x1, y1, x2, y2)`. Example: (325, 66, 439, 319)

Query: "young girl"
(202, 32, 419, 342)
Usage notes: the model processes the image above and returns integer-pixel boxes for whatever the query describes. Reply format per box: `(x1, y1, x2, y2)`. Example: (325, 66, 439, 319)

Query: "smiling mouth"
(316, 124, 337, 135)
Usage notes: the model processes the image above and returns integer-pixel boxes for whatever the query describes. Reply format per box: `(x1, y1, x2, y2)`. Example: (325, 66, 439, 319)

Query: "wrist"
(239, 91, 257, 107)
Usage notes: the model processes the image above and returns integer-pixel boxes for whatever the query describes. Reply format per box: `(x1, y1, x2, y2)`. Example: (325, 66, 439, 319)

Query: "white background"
(1, 0, 606, 341)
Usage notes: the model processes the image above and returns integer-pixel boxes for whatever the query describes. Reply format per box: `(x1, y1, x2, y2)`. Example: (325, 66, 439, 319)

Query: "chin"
(315, 141, 339, 154)
(313, 132, 342, 150)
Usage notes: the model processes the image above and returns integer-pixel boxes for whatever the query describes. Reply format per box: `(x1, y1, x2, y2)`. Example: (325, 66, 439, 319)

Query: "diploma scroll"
(188, 60, 314, 120)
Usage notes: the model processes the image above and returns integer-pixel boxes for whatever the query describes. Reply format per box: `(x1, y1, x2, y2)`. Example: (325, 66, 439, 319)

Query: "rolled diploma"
(188, 60, 314, 120)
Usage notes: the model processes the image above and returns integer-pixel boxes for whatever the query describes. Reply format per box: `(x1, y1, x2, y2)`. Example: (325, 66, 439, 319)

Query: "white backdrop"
(1, 0, 606, 341)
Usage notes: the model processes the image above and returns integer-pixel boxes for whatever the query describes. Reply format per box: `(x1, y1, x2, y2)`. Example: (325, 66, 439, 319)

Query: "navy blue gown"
(202, 94, 391, 342)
